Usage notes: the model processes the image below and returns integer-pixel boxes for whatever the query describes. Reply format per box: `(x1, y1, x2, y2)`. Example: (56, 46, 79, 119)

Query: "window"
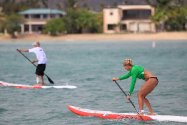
(50, 14, 56, 18)
(24, 25, 29, 32)
(24, 14, 29, 18)
(110, 12, 113, 16)
(32, 25, 43, 32)
(122, 9, 152, 20)
(121, 24, 127, 31)
(43, 14, 48, 19)
(31, 14, 41, 19)
(108, 24, 115, 30)
(59, 14, 63, 18)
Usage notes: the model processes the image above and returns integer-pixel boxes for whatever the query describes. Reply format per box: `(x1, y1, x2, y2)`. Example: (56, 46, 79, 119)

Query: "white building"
(103, 5, 155, 33)
(19, 8, 66, 34)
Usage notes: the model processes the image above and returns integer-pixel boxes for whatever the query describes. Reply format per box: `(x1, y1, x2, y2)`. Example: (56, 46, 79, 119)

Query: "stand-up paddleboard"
(67, 105, 187, 123)
(0, 81, 77, 89)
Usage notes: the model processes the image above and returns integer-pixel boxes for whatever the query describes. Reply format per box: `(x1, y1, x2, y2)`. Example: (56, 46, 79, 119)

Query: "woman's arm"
(112, 71, 131, 81)
(128, 67, 139, 95)
(129, 74, 138, 95)
(118, 71, 131, 80)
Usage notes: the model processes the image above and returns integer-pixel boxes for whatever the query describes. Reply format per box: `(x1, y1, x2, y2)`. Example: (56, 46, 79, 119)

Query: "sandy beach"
(0, 32, 187, 42)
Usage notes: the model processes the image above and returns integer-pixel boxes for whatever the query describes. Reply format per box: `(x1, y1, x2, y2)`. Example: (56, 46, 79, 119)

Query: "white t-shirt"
(29, 47, 47, 64)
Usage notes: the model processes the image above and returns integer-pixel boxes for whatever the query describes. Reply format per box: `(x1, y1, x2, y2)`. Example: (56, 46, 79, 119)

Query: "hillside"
(0, 0, 157, 11)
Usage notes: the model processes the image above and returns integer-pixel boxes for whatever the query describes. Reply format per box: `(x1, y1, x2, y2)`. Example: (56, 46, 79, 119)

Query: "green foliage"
(5, 14, 23, 38)
(75, 9, 99, 33)
(63, 8, 103, 33)
(62, 8, 80, 33)
(96, 12, 103, 33)
(165, 6, 187, 31)
(151, 7, 168, 23)
(157, 0, 171, 7)
(44, 18, 65, 36)
(151, 0, 187, 31)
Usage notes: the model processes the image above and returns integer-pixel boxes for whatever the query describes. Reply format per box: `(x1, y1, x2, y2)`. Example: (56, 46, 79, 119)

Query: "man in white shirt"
(17, 41, 47, 86)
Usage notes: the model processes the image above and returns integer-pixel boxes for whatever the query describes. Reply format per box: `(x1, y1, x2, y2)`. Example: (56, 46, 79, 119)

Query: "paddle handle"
(17, 49, 54, 84)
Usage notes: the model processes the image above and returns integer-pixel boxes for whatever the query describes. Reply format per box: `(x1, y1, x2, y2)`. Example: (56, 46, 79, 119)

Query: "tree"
(62, 8, 81, 33)
(62, 8, 103, 34)
(5, 14, 23, 38)
(164, 6, 187, 31)
(148, 0, 187, 31)
(96, 12, 103, 33)
(43, 18, 65, 36)
(75, 9, 99, 33)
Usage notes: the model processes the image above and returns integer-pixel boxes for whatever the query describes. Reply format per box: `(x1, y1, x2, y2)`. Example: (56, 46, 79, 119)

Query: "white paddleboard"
(0, 81, 77, 89)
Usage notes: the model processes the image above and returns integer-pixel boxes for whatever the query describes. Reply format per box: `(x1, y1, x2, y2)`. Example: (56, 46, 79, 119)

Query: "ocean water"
(0, 40, 187, 125)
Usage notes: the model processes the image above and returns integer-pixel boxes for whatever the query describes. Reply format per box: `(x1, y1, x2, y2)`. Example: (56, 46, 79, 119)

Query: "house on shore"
(103, 5, 155, 33)
(19, 8, 66, 34)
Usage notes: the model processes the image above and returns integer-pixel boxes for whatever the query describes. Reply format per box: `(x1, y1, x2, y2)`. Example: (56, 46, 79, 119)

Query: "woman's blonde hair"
(123, 58, 133, 66)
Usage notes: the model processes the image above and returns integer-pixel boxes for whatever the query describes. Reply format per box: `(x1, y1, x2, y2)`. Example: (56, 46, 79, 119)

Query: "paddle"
(114, 80, 144, 121)
(17, 49, 54, 84)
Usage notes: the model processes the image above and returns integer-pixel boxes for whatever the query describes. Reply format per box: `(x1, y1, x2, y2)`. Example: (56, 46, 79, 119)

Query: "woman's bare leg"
(137, 92, 144, 112)
(144, 98, 154, 114)
(138, 78, 158, 114)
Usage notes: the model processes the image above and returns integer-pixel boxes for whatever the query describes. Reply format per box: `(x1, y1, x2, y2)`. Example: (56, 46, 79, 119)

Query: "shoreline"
(0, 32, 187, 42)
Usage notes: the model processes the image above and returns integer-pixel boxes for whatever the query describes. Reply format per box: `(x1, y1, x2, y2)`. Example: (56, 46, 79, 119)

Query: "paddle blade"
(45, 75, 54, 84)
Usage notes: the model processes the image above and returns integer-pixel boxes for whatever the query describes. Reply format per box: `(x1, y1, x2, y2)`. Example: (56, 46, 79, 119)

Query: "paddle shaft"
(114, 80, 145, 121)
(114, 81, 138, 112)
(17, 49, 54, 84)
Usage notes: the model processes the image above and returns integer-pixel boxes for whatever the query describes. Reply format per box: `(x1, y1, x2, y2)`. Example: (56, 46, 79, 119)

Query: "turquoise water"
(0, 40, 187, 125)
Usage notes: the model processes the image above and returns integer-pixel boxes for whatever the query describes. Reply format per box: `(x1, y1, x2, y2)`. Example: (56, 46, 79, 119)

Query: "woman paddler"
(112, 58, 158, 115)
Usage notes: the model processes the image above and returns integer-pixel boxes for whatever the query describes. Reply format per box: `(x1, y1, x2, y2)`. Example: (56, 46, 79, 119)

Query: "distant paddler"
(112, 58, 158, 115)
(17, 41, 47, 86)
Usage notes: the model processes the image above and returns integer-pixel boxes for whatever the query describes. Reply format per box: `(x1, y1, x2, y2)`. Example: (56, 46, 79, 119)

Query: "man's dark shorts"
(36, 64, 46, 76)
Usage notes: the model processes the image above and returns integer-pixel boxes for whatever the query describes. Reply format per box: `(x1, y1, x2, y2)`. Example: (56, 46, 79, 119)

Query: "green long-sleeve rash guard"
(118, 65, 145, 95)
